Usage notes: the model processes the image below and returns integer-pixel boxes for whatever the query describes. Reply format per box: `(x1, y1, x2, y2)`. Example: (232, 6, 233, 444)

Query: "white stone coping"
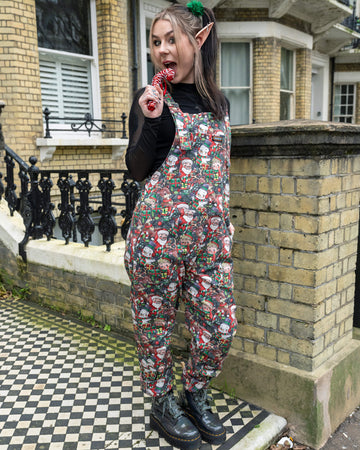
(0, 198, 130, 286)
(232, 414, 287, 450)
(36, 137, 128, 162)
(0, 199, 25, 255)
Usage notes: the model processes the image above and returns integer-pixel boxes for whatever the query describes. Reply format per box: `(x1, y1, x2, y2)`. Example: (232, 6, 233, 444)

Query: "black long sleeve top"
(125, 83, 209, 181)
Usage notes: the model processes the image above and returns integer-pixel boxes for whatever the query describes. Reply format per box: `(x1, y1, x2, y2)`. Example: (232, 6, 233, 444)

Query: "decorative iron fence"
(342, 12, 360, 32)
(42, 108, 128, 139)
(342, 6, 360, 49)
(0, 106, 140, 261)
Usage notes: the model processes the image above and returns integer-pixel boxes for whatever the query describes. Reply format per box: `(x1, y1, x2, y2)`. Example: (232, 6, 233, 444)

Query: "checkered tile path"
(0, 298, 270, 450)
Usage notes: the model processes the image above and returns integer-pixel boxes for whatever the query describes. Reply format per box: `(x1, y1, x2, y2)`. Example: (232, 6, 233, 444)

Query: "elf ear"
(195, 22, 214, 49)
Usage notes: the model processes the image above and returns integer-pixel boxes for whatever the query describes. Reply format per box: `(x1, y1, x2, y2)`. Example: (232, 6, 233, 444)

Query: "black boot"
(179, 388, 226, 445)
(150, 390, 201, 450)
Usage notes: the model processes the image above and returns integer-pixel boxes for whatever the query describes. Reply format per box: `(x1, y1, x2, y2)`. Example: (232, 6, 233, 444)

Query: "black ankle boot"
(179, 388, 226, 445)
(150, 390, 201, 450)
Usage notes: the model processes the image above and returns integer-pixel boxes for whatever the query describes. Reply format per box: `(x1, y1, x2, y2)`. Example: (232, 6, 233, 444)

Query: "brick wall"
(335, 63, 360, 72)
(0, 238, 134, 341)
(0, 0, 43, 164)
(96, 0, 130, 121)
(253, 37, 281, 123)
(230, 121, 360, 371)
(295, 48, 312, 119)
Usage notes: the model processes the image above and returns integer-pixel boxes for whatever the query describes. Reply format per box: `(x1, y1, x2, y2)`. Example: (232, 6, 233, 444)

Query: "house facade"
(2, 2, 360, 447)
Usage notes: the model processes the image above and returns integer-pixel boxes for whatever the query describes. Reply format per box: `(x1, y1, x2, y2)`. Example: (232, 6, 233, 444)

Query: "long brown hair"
(149, 4, 228, 120)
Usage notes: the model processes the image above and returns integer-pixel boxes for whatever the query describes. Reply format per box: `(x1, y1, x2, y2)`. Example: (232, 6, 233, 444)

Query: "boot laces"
(192, 389, 212, 413)
(158, 391, 183, 420)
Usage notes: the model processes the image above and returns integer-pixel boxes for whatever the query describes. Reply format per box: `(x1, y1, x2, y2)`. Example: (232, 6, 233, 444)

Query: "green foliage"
(12, 285, 30, 301)
(77, 310, 111, 333)
(0, 269, 30, 300)
(211, 379, 237, 399)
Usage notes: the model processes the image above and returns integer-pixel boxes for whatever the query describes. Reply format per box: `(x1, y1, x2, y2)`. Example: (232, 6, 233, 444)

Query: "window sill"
(36, 137, 128, 162)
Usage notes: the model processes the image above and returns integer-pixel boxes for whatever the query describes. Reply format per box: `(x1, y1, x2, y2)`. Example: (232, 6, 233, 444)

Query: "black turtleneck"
(125, 83, 208, 182)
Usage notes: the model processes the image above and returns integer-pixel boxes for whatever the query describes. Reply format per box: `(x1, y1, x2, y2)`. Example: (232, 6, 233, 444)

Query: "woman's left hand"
(229, 223, 235, 238)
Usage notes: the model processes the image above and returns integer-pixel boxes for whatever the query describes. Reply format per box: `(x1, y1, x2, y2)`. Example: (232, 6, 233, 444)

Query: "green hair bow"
(187, 0, 204, 17)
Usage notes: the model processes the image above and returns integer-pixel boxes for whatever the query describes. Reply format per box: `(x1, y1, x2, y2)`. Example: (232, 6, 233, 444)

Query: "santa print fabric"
(125, 92, 237, 397)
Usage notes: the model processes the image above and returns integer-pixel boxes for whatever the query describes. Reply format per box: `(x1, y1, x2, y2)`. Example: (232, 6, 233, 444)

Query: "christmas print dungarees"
(125, 92, 237, 397)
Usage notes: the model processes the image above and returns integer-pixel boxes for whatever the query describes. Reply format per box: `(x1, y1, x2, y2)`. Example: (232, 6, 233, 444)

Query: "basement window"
(333, 84, 356, 123)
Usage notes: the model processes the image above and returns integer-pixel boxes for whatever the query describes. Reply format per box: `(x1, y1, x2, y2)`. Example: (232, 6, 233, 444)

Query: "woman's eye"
(153, 40, 161, 47)
(169, 37, 175, 44)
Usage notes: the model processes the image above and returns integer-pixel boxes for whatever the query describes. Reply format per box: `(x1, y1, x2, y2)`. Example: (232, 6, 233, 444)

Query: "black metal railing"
(0, 106, 140, 261)
(42, 108, 128, 139)
(342, 6, 360, 49)
(338, 0, 351, 6)
(342, 12, 360, 32)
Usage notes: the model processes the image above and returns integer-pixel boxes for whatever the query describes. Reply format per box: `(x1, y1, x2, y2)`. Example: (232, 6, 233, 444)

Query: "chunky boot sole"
(150, 413, 202, 450)
(183, 409, 226, 445)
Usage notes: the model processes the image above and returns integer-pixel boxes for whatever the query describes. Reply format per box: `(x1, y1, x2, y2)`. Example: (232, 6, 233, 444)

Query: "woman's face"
(151, 19, 196, 84)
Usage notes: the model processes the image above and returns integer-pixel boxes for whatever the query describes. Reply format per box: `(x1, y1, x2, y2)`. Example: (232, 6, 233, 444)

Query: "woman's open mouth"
(164, 61, 177, 71)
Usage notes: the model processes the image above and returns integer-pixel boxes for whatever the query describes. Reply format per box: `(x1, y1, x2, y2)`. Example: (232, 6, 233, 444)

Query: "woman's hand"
(138, 84, 164, 118)
(229, 222, 235, 238)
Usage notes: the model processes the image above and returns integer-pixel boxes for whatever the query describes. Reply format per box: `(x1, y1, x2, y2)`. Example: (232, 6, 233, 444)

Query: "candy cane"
(147, 68, 175, 111)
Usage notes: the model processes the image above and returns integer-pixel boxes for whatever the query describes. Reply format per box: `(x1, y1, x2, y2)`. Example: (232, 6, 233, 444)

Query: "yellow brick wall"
(253, 37, 281, 123)
(335, 63, 360, 72)
(230, 152, 360, 371)
(96, 0, 130, 121)
(295, 48, 312, 119)
(0, 0, 43, 164)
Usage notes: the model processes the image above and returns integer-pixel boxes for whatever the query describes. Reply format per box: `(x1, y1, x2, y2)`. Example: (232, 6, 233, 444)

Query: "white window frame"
(333, 83, 357, 123)
(38, 0, 101, 137)
(139, 0, 170, 87)
(280, 46, 295, 120)
(219, 40, 252, 125)
(311, 52, 330, 121)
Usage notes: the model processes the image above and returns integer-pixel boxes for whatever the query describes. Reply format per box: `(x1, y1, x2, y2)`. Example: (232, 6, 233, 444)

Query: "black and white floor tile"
(0, 298, 271, 450)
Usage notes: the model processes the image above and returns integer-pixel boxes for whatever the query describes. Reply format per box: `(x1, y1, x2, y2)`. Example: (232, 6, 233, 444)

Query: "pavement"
(269, 405, 360, 450)
(319, 405, 360, 449)
(0, 296, 286, 450)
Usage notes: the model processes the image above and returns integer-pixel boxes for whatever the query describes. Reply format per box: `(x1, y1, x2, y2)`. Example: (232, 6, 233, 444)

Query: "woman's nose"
(159, 41, 169, 54)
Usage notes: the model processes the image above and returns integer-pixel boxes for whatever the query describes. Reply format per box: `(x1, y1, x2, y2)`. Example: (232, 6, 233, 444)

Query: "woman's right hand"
(138, 84, 164, 118)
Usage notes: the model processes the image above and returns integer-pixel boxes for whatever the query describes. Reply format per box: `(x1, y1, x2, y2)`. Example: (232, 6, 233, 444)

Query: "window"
(280, 48, 294, 120)
(139, 0, 169, 86)
(39, 55, 92, 122)
(36, 0, 100, 123)
(221, 42, 251, 125)
(146, 26, 155, 85)
(333, 84, 356, 123)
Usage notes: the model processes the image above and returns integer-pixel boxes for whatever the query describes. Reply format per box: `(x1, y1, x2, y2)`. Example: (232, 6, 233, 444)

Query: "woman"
(125, 2, 237, 449)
